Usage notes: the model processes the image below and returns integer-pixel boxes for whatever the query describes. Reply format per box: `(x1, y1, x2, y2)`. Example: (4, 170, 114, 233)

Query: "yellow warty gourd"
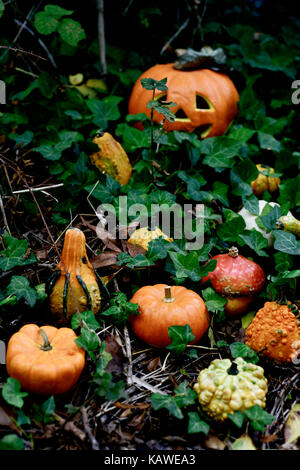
(90, 131, 132, 186)
(128, 227, 173, 251)
(193, 357, 268, 421)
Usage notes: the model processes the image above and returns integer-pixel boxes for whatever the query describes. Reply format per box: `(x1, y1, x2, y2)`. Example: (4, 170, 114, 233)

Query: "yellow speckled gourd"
(128, 227, 173, 251)
(90, 131, 132, 185)
(250, 164, 280, 197)
(48, 228, 101, 322)
(193, 357, 268, 421)
(245, 301, 300, 362)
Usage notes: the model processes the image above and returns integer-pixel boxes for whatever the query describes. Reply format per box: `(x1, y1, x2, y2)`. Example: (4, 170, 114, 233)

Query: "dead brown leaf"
(147, 356, 162, 371)
(205, 434, 226, 450)
(91, 252, 118, 268)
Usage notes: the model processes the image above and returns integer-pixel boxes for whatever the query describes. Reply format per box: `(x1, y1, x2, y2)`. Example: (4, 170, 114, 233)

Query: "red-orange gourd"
(245, 302, 300, 362)
(128, 63, 239, 138)
(6, 324, 85, 395)
(129, 284, 209, 348)
(202, 247, 265, 317)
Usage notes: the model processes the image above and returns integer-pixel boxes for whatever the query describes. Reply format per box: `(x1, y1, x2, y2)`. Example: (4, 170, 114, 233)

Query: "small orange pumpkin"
(129, 284, 209, 348)
(6, 324, 85, 395)
(128, 63, 239, 138)
(48, 228, 101, 321)
(245, 301, 300, 363)
(251, 164, 280, 197)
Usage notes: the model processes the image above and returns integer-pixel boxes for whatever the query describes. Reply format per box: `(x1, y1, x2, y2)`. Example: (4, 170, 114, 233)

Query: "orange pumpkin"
(129, 284, 209, 348)
(128, 63, 239, 138)
(6, 324, 85, 395)
(48, 228, 101, 321)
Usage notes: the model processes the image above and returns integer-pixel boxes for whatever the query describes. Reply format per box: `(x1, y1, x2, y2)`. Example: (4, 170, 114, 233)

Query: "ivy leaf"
(44, 5, 73, 19)
(0, 0, 5, 19)
(2, 378, 28, 408)
(0, 233, 36, 271)
(140, 77, 168, 91)
(244, 405, 276, 432)
(57, 18, 86, 46)
(199, 137, 241, 169)
(202, 287, 226, 312)
(75, 327, 99, 360)
(6, 276, 37, 307)
(86, 96, 122, 129)
(273, 230, 300, 255)
(216, 209, 246, 243)
(259, 205, 282, 231)
(116, 123, 151, 152)
(239, 229, 269, 257)
(34, 11, 59, 35)
(187, 412, 210, 435)
(169, 251, 203, 281)
(33, 396, 56, 424)
(0, 434, 25, 450)
(227, 411, 246, 429)
(9, 130, 34, 148)
(257, 131, 281, 152)
(229, 342, 259, 364)
(71, 310, 101, 331)
(150, 382, 197, 420)
(150, 393, 185, 420)
(166, 324, 196, 355)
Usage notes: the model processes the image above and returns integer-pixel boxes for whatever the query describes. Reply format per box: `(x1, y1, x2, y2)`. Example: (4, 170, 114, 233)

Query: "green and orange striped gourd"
(48, 228, 101, 322)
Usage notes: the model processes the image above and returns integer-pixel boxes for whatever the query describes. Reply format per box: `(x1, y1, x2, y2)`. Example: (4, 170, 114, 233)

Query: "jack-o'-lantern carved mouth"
(155, 93, 213, 137)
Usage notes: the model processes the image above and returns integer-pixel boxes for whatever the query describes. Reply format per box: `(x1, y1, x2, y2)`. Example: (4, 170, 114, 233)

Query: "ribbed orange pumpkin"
(49, 228, 101, 321)
(129, 284, 209, 348)
(128, 63, 239, 138)
(6, 324, 85, 395)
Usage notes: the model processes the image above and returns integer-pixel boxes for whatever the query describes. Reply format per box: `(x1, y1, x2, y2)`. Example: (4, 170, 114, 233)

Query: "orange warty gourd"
(48, 228, 101, 322)
(128, 63, 239, 138)
(6, 324, 85, 395)
(129, 284, 209, 348)
(245, 302, 300, 363)
(202, 247, 265, 317)
(250, 164, 280, 197)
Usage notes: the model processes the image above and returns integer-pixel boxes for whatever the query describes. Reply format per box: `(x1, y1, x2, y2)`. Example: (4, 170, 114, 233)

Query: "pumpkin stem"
(39, 329, 53, 351)
(163, 286, 175, 303)
(227, 361, 239, 375)
(228, 246, 239, 258)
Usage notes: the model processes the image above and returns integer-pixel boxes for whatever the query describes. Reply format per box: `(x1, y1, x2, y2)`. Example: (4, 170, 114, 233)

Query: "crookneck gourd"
(47, 228, 101, 321)
(193, 357, 268, 421)
(89, 131, 132, 185)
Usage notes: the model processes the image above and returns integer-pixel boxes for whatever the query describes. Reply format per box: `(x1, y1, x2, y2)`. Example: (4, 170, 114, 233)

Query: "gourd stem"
(163, 286, 174, 303)
(39, 329, 53, 351)
(227, 361, 239, 375)
(228, 246, 239, 258)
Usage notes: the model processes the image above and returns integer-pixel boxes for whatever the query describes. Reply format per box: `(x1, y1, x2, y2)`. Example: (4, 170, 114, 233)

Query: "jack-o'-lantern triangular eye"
(196, 94, 213, 110)
(174, 107, 189, 119)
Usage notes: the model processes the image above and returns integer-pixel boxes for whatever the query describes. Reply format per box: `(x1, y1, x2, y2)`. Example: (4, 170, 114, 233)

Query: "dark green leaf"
(187, 412, 210, 435)
(2, 378, 28, 408)
(166, 324, 196, 355)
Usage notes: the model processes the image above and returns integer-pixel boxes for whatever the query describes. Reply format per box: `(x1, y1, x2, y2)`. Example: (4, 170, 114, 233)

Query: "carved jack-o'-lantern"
(128, 63, 239, 138)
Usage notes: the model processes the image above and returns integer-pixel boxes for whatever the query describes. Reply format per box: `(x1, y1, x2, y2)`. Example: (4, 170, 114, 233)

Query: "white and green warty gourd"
(193, 357, 268, 421)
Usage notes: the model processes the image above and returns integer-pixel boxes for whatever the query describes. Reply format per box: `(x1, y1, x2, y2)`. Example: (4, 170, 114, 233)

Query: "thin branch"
(97, 0, 107, 74)
(160, 17, 190, 55)
(0, 46, 47, 61)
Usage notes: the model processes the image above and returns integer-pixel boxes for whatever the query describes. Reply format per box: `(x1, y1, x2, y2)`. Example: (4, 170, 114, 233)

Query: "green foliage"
(150, 382, 197, 420)
(2, 378, 28, 408)
(166, 324, 196, 355)
(0, 233, 36, 271)
(228, 405, 276, 432)
(100, 292, 140, 325)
